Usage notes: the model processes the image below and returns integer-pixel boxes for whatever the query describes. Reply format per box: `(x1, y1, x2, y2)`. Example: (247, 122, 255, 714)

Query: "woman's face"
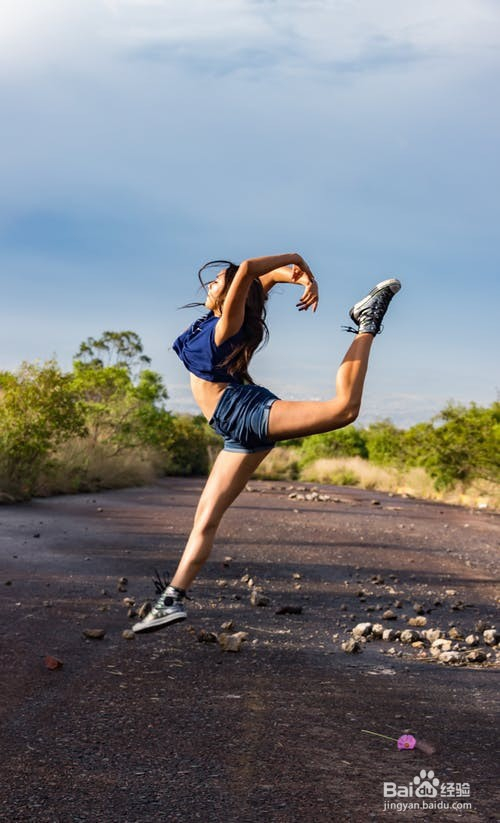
(205, 270, 226, 313)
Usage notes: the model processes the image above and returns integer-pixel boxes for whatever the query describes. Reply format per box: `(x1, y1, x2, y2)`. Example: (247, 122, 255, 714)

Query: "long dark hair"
(185, 259, 269, 384)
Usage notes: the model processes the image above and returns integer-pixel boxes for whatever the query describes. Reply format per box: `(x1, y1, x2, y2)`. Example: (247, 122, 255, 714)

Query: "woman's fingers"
(296, 282, 319, 312)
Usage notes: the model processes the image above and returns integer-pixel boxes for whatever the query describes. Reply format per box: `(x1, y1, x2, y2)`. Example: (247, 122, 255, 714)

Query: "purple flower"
(398, 734, 416, 750)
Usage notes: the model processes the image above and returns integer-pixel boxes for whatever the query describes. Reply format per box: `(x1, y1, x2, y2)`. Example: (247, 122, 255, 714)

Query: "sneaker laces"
(152, 569, 191, 600)
(342, 323, 385, 335)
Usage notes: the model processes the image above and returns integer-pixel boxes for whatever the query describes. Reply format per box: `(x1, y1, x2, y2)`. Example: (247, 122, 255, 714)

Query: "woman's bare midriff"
(190, 374, 229, 421)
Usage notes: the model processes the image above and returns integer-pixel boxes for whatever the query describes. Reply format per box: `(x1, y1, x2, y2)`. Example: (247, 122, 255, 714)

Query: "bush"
(0, 361, 86, 498)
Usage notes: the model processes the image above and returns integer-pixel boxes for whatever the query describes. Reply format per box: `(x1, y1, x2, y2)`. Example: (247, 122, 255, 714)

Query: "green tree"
(0, 361, 86, 497)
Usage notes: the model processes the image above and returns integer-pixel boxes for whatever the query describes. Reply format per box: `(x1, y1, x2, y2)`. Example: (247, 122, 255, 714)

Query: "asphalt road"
(1, 479, 499, 822)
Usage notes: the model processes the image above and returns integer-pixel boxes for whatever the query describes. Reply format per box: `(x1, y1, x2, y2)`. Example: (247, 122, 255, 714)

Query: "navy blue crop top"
(172, 312, 245, 384)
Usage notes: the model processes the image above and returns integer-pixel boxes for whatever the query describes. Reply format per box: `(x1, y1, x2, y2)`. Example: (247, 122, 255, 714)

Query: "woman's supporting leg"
(170, 447, 272, 592)
(267, 332, 373, 441)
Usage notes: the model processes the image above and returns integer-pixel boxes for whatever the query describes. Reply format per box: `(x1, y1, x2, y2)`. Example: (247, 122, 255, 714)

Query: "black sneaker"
(344, 278, 401, 336)
(132, 571, 187, 634)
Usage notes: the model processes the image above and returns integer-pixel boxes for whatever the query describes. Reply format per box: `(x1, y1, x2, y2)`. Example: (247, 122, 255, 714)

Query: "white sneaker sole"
(132, 611, 187, 634)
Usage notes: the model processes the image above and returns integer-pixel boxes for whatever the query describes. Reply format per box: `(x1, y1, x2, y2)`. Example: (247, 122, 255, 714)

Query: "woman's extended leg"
(267, 332, 373, 441)
(170, 448, 271, 592)
(132, 448, 271, 632)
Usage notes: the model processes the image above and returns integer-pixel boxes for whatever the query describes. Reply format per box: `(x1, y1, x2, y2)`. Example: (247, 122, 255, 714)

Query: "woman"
(132, 253, 400, 633)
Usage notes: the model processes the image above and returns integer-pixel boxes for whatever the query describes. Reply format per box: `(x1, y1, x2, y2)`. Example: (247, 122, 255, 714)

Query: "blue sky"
(0, 0, 498, 426)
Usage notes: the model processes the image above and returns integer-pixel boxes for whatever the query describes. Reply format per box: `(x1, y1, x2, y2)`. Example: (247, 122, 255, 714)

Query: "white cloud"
(1, 0, 499, 76)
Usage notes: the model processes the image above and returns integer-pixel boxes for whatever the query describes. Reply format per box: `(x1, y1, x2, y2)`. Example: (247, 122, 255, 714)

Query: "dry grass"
(254, 448, 499, 509)
(39, 438, 159, 496)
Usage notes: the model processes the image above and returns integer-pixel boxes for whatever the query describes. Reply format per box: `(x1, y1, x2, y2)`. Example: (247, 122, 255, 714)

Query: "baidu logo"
(413, 770, 440, 798)
(383, 769, 472, 812)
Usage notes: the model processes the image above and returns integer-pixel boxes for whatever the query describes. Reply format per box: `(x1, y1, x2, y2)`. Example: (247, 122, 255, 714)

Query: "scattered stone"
(122, 597, 135, 607)
(445, 589, 458, 596)
(483, 629, 499, 646)
(408, 616, 427, 627)
(292, 572, 302, 580)
(127, 608, 138, 619)
(451, 601, 464, 611)
(250, 589, 270, 607)
(352, 622, 373, 638)
(393, 600, 403, 609)
(439, 651, 463, 665)
(44, 655, 63, 670)
(342, 638, 362, 654)
(400, 629, 421, 644)
(339, 602, 348, 611)
(371, 500, 381, 506)
(198, 630, 218, 643)
(448, 627, 464, 640)
(412, 641, 425, 648)
(371, 574, 384, 584)
(117, 577, 128, 592)
(423, 628, 443, 643)
(466, 649, 487, 663)
(275, 605, 303, 615)
(223, 556, 233, 566)
(465, 634, 479, 647)
(371, 623, 384, 638)
(382, 609, 397, 621)
(83, 629, 106, 639)
(218, 632, 248, 652)
(382, 629, 397, 642)
(240, 573, 250, 583)
(412, 602, 425, 615)
(122, 630, 135, 640)
(475, 619, 492, 633)
(217, 579, 228, 588)
(220, 621, 234, 631)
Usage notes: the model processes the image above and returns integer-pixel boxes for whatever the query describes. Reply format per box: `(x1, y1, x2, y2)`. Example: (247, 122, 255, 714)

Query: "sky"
(0, 0, 499, 426)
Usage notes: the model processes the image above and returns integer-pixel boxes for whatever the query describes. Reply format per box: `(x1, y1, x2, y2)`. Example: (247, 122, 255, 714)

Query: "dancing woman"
(132, 253, 400, 632)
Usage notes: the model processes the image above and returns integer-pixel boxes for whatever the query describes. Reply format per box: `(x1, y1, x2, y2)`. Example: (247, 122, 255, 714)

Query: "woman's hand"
(290, 264, 319, 312)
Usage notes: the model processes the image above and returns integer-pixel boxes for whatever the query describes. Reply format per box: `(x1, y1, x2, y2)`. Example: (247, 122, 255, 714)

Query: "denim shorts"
(209, 384, 279, 453)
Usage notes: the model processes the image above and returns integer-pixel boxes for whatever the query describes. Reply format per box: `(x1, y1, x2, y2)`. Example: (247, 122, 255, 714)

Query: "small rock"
(475, 619, 491, 633)
(352, 622, 373, 638)
(382, 629, 397, 642)
(275, 605, 303, 615)
(340, 603, 348, 611)
(465, 634, 479, 646)
(217, 579, 228, 588)
(448, 627, 463, 640)
(220, 621, 234, 631)
(412, 602, 425, 615)
(400, 629, 421, 644)
(371, 623, 384, 638)
(218, 632, 248, 652)
(122, 597, 135, 607)
(423, 628, 443, 643)
(198, 630, 218, 643)
(250, 589, 270, 607)
(292, 572, 302, 580)
(122, 630, 135, 640)
(127, 608, 138, 619)
(408, 616, 427, 627)
(382, 610, 397, 621)
(451, 601, 464, 611)
(445, 589, 457, 596)
(341, 638, 362, 654)
(466, 649, 487, 663)
(117, 577, 128, 592)
(371, 574, 384, 584)
(240, 573, 250, 583)
(83, 629, 106, 639)
(483, 629, 499, 646)
(393, 600, 403, 609)
(223, 556, 233, 566)
(44, 655, 63, 670)
(371, 500, 381, 506)
(439, 651, 463, 665)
